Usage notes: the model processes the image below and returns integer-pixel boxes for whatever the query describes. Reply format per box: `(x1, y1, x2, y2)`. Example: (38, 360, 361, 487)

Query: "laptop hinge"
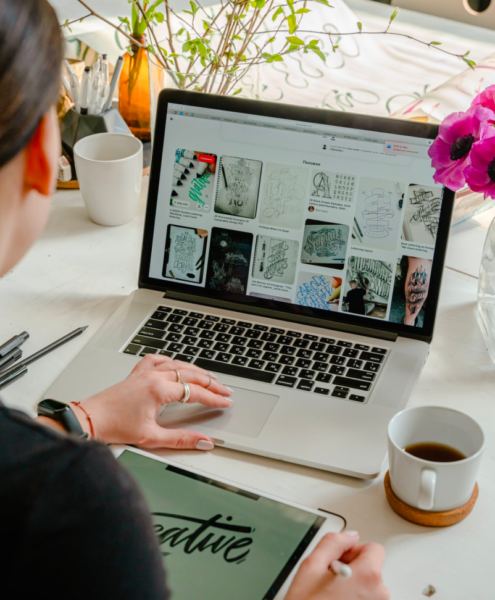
(163, 290, 399, 342)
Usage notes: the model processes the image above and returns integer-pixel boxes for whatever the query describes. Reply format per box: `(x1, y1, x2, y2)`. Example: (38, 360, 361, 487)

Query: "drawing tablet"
(112, 446, 345, 600)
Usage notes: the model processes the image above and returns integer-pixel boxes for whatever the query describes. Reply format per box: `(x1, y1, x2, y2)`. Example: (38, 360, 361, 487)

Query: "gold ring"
(175, 369, 181, 384)
(180, 382, 191, 403)
(206, 373, 213, 390)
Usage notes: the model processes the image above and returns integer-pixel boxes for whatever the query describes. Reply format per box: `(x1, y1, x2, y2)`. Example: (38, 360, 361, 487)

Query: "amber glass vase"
(119, 36, 152, 141)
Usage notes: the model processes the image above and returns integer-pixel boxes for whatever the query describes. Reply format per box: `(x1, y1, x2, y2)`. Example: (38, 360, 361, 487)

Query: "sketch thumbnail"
(311, 170, 356, 203)
(353, 178, 404, 251)
(300, 219, 349, 270)
(163, 225, 208, 283)
(390, 255, 432, 327)
(252, 235, 299, 285)
(296, 273, 342, 312)
(342, 256, 393, 320)
(170, 149, 216, 212)
(402, 184, 443, 246)
(259, 163, 309, 229)
(214, 156, 262, 219)
(205, 228, 253, 295)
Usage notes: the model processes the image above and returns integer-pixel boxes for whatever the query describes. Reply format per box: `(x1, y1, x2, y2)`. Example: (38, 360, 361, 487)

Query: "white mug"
(388, 406, 485, 512)
(74, 133, 143, 227)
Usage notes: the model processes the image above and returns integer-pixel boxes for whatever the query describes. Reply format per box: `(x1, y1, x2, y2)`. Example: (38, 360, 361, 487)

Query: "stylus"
(103, 56, 124, 113)
(0, 326, 88, 379)
(0, 347, 22, 373)
(330, 560, 352, 579)
(0, 365, 28, 390)
(0, 331, 29, 358)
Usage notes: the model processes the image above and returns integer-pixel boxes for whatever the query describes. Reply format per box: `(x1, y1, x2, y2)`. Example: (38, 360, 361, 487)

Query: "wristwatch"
(37, 399, 88, 439)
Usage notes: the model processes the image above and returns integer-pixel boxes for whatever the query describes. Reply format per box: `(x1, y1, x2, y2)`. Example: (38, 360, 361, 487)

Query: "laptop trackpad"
(158, 386, 279, 438)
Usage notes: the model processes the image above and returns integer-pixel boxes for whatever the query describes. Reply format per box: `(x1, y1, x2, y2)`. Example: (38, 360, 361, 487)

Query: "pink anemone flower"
(465, 128, 495, 199)
(428, 105, 494, 191)
(471, 85, 495, 117)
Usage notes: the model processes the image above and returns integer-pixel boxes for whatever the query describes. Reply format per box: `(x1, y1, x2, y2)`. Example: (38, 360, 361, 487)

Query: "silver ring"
(175, 369, 181, 384)
(180, 382, 191, 403)
(206, 373, 213, 390)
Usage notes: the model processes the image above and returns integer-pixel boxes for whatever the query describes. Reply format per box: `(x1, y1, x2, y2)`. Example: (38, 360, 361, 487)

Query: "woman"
(0, 1, 389, 598)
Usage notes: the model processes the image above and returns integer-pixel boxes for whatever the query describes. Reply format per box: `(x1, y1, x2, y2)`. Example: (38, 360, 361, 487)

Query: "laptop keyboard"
(122, 306, 389, 403)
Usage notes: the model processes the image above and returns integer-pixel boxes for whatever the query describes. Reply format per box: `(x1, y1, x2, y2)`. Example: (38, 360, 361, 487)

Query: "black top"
(0, 401, 170, 599)
(345, 288, 367, 315)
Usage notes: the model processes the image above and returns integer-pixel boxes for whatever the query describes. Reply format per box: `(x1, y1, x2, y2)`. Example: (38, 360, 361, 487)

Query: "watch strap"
(37, 400, 88, 439)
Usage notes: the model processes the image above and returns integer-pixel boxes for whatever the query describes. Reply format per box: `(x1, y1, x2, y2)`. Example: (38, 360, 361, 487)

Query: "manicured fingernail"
(343, 530, 359, 537)
(210, 372, 218, 380)
(226, 386, 235, 394)
(196, 439, 214, 451)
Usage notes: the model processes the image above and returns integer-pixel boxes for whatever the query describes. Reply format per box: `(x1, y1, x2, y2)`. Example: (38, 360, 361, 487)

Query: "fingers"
(139, 426, 215, 450)
(150, 376, 233, 408)
(154, 364, 233, 397)
(302, 532, 360, 573)
(351, 542, 386, 571)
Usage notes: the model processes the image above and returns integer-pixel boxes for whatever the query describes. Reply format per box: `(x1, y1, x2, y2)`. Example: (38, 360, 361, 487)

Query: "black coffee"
(404, 442, 466, 463)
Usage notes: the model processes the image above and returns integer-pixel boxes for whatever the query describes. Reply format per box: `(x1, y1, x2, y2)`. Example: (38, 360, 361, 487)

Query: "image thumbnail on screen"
(206, 228, 254, 295)
(170, 149, 217, 212)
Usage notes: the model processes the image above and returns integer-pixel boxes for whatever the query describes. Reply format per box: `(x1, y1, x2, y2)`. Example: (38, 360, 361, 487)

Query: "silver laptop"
(46, 90, 454, 479)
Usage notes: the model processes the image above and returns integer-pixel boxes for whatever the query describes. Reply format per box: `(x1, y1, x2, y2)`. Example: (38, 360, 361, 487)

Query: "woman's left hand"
(72, 354, 234, 450)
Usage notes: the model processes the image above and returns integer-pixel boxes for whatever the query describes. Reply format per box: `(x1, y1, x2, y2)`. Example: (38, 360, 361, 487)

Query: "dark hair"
(0, 0, 63, 170)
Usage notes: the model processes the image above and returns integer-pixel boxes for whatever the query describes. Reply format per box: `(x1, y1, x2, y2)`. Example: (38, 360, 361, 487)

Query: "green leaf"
(296, 7, 310, 13)
(311, 47, 326, 61)
(286, 35, 304, 45)
(203, 20, 210, 31)
(462, 57, 476, 70)
(287, 44, 300, 52)
(390, 8, 398, 21)
(271, 54, 283, 61)
(332, 44, 338, 53)
(233, 34, 243, 40)
(430, 41, 441, 45)
(272, 6, 284, 20)
(233, 88, 243, 96)
(309, 39, 319, 46)
(182, 41, 192, 52)
(177, 27, 185, 35)
(190, 0, 198, 14)
(63, 19, 73, 32)
(287, 14, 297, 34)
(250, 0, 265, 8)
(147, 44, 156, 55)
(159, 46, 168, 56)
(315, 0, 332, 6)
(183, 10, 193, 14)
(357, 21, 362, 32)
(131, 2, 140, 34)
(267, 36, 276, 43)
(196, 40, 207, 57)
(154, 12, 164, 23)
(287, 0, 295, 14)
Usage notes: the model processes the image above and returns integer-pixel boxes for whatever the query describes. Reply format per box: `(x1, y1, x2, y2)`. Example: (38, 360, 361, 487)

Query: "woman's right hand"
(285, 532, 389, 600)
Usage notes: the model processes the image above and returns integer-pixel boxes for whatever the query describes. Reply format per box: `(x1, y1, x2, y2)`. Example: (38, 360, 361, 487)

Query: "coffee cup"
(388, 406, 485, 512)
(74, 133, 143, 227)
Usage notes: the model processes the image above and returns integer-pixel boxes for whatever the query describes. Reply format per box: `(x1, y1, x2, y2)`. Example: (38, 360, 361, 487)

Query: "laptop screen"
(143, 92, 453, 340)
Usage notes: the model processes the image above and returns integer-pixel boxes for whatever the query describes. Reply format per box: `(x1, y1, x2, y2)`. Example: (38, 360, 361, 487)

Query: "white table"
(1, 180, 494, 599)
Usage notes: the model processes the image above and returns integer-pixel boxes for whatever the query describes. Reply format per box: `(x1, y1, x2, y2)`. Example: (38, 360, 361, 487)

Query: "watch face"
(39, 399, 67, 413)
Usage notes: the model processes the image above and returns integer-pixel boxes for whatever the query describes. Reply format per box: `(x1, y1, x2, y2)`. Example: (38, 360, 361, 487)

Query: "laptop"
(46, 90, 454, 479)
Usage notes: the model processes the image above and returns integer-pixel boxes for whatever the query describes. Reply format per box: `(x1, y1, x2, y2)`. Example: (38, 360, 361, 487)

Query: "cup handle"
(418, 469, 437, 510)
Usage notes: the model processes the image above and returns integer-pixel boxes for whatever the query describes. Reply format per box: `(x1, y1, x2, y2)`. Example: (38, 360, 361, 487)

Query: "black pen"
(0, 365, 28, 389)
(0, 326, 88, 379)
(0, 347, 22, 372)
(0, 331, 29, 357)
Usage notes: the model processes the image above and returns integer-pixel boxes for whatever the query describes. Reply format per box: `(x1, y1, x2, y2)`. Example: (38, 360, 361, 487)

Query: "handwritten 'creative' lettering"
(153, 512, 254, 564)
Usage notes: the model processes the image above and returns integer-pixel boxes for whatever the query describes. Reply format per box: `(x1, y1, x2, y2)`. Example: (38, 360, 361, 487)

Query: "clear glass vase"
(148, 54, 236, 141)
(478, 215, 495, 363)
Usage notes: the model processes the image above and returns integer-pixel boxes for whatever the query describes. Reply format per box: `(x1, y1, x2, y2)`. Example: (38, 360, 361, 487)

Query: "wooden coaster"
(384, 471, 479, 527)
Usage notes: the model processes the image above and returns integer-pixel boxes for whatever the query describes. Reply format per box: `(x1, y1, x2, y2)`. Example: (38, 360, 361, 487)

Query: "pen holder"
(59, 107, 131, 188)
